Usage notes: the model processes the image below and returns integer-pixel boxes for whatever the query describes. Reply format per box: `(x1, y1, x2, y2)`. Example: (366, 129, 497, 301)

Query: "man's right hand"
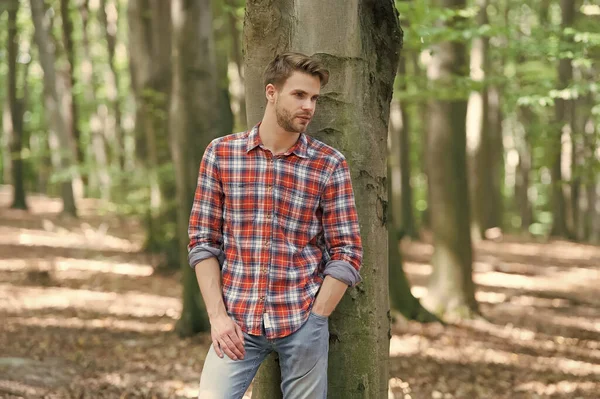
(210, 313, 246, 361)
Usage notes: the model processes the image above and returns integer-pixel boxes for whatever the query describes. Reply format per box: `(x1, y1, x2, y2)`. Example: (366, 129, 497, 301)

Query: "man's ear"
(265, 83, 277, 103)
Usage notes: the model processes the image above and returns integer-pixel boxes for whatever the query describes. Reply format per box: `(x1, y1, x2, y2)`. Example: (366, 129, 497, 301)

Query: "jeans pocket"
(310, 311, 329, 322)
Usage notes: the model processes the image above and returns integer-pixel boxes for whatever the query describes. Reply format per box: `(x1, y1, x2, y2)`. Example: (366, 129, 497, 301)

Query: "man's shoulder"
(305, 135, 346, 165)
(208, 131, 249, 152)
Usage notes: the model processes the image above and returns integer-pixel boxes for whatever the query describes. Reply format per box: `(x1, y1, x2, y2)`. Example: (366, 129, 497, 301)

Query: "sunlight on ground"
(390, 333, 600, 376)
(515, 380, 598, 396)
(0, 226, 140, 252)
(0, 258, 154, 276)
(0, 284, 181, 318)
(10, 315, 173, 333)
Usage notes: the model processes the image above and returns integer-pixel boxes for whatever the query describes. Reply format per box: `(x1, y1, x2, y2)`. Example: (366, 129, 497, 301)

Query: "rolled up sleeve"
(320, 158, 363, 286)
(188, 140, 225, 269)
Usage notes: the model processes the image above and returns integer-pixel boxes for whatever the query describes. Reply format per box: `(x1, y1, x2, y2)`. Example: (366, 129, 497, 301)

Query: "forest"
(0, 0, 599, 398)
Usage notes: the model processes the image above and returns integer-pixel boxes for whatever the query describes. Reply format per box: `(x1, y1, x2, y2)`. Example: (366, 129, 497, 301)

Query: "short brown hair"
(263, 52, 329, 89)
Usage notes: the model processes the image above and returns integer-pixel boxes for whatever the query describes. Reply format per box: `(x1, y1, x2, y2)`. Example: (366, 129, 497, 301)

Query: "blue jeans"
(198, 312, 329, 399)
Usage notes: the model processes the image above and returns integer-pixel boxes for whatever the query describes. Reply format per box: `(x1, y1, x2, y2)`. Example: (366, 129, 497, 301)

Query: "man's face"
(271, 71, 321, 134)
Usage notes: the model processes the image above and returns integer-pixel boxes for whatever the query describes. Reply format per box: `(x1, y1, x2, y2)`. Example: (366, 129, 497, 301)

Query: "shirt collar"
(246, 123, 309, 159)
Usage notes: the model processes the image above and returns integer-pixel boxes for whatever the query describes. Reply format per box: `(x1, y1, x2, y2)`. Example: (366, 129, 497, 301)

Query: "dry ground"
(0, 186, 598, 398)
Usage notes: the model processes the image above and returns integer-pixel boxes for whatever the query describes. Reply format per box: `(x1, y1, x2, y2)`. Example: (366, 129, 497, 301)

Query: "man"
(188, 52, 363, 399)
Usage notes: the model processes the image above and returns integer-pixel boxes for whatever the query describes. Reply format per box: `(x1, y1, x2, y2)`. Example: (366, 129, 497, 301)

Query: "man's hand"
(210, 313, 246, 361)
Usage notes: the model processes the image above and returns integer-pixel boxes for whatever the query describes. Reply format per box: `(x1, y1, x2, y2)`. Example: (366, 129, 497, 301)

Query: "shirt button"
(262, 267, 268, 273)
(264, 240, 270, 247)
(266, 214, 272, 221)
(267, 186, 273, 193)
(260, 295, 266, 301)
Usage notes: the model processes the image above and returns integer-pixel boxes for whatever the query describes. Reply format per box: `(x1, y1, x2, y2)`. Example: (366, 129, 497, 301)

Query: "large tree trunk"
(550, 0, 575, 238)
(245, 1, 401, 397)
(422, 0, 478, 320)
(466, 0, 491, 242)
(30, 0, 77, 216)
(6, 0, 27, 210)
(170, 0, 219, 337)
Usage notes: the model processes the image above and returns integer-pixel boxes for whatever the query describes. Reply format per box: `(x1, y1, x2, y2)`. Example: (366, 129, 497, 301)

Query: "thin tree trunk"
(170, 0, 218, 337)
(128, 0, 172, 249)
(30, 0, 77, 216)
(388, 164, 437, 322)
(516, 107, 533, 231)
(422, 0, 477, 320)
(487, 84, 503, 230)
(390, 55, 418, 240)
(81, 0, 111, 200)
(59, 0, 83, 164)
(6, 0, 27, 209)
(224, 0, 246, 130)
(99, 0, 124, 171)
(466, 0, 491, 242)
(245, 1, 401, 397)
(550, 0, 575, 238)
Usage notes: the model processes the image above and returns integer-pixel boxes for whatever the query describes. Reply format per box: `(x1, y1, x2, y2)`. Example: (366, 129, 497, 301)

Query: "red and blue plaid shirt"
(188, 124, 363, 339)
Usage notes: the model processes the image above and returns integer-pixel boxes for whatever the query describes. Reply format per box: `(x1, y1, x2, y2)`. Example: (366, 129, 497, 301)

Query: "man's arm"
(313, 158, 363, 316)
(188, 141, 244, 360)
(194, 257, 245, 360)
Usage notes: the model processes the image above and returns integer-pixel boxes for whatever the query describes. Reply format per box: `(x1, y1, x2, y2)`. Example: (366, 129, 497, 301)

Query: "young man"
(188, 52, 363, 399)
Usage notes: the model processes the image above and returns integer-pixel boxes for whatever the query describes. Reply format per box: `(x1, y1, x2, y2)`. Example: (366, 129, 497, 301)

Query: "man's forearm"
(194, 256, 227, 319)
(312, 276, 348, 316)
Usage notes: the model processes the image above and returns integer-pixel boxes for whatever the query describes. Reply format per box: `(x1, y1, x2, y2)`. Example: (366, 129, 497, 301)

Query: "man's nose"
(302, 99, 314, 112)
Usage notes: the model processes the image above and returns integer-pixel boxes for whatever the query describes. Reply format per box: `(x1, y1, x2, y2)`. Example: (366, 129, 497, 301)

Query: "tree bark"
(245, 1, 401, 397)
(422, 0, 478, 320)
(550, 0, 575, 238)
(466, 0, 491, 242)
(30, 0, 77, 216)
(6, 0, 27, 209)
(170, 0, 220, 337)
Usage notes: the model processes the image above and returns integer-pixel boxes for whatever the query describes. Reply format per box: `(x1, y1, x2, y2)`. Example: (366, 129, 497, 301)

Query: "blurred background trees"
(1, 0, 599, 329)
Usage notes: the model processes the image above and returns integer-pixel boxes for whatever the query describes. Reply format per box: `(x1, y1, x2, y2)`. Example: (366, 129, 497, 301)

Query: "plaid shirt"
(188, 124, 363, 339)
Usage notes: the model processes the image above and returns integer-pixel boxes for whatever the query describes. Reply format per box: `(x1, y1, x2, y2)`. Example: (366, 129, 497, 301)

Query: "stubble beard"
(275, 102, 305, 134)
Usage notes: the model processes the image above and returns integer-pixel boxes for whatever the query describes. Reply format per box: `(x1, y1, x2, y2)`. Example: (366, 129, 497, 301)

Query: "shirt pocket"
(277, 185, 320, 247)
(223, 181, 259, 223)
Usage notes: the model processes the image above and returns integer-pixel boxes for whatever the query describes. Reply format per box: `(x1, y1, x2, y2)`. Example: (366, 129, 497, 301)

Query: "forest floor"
(0, 185, 598, 399)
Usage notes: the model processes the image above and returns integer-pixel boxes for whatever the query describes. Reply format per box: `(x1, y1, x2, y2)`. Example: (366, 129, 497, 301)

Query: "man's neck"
(259, 113, 301, 155)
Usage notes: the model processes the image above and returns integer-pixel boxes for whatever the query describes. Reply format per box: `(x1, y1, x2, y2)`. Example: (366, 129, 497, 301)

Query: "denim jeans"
(198, 312, 329, 399)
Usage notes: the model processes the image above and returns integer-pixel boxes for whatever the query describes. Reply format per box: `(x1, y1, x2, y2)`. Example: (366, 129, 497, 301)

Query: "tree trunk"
(224, 0, 247, 130)
(516, 107, 533, 231)
(59, 0, 83, 165)
(390, 55, 418, 240)
(387, 164, 437, 322)
(466, 0, 491, 242)
(6, 0, 27, 209)
(170, 0, 219, 337)
(550, 0, 575, 238)
(30, 0, 77, 216)
(487, 84, 503, 230)
(422, 0, 477, 320)
(128, 0, 172, 251)
(80, 0, 111, 200)
(245, 1, 401, 397)
(99, 0, 124, 171)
